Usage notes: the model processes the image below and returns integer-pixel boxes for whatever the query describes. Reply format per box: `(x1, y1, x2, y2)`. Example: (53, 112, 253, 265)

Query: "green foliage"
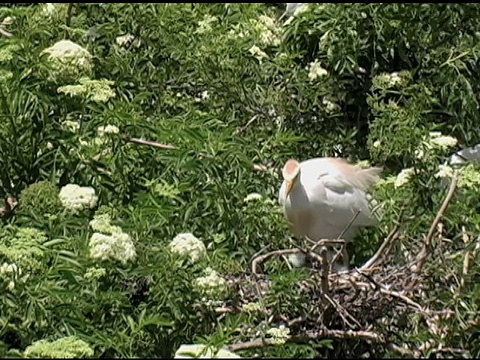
(0, 3, 479, 359)
(18, 181, 62, 216)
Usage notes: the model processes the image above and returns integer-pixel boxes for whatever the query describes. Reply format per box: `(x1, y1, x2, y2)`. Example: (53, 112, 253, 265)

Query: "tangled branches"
(224, 170, 464, 358)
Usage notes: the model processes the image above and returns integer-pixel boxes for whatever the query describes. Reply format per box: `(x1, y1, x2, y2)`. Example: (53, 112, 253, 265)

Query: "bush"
(0, 3, 479, 358)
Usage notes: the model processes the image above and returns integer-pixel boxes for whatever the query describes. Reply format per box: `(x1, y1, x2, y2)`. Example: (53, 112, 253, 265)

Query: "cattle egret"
(446, 143, 480, 165)
(278, 157, 383, 269)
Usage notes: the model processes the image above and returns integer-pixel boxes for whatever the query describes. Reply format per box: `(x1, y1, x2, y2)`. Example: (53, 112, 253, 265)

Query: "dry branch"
(412, 170, 459, 274)
(228, 329, 385, 353)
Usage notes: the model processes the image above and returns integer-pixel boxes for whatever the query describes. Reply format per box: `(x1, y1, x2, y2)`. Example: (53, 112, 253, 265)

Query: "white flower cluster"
(307, 60, 328, 81)
(89, 232, 136, 265)
(243, 193, 263, 202)
(249, 45, 268, 61)
(59, 184, 98, 213)
(97, 125, 120, 136)
(255, 15, 280, 47)
(84, 266, 106, 281)
(435, 164, 455, 179)
(0, 262, 27, 291)
(394, 168, 416, 188)
(196, 15, 218, 34)
(242, 301, 263, 313)
(174, 344, 240, 359)
(57, 78, 116, 103)
(193, 267, 228, 299)
(374, 71, 404, 88)
(266, 325, 291, 345)
(415, 132, 458, 159)
(61, 120, 80, 133)
(88, 214, 136, 265)
(42, 40, 93, 80)
(42, 3, 57, 17)
(169, 233, 206, 263)
(89, 213, 122, 235)
(115, 34, 141, 48)
(323, 98, 340, 112)
(24, 336, 94, 359)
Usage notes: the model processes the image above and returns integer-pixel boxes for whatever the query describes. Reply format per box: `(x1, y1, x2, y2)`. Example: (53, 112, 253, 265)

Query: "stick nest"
(222, 171, 462, 358)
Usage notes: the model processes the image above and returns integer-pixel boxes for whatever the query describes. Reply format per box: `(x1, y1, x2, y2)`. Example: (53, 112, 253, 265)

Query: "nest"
(221, 171, 463, 358)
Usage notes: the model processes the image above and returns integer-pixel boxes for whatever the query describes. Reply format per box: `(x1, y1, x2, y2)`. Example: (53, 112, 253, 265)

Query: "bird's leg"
(341, 246, 350, 269)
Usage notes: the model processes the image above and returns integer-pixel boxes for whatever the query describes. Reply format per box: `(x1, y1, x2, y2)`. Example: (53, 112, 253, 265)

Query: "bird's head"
(282, 159, 301, 197)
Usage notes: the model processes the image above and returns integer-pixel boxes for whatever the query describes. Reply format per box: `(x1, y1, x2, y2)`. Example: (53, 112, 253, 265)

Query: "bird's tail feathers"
(354, 166, 383, 191)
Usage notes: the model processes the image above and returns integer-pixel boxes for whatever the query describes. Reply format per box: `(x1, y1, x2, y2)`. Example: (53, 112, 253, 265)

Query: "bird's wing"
(302, 158, 381, 228)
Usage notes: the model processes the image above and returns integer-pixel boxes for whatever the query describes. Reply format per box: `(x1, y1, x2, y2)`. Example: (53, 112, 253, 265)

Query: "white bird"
(279, 3, 307, 22)
(447, 143, 480, 165)
(278, 157, 383, 269)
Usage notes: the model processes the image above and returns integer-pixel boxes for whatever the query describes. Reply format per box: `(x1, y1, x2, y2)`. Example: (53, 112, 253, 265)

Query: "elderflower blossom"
(430, 135, 458, 149)
(61, 120, 80, 133)
(42, 3, 56, 16)
(373, 71, 409, 89)
(0, 262, 24, 290)
(59, 184, 98, 213)
(435, 164, 455, 179)
(193, 267, 228, 299)
(415, 132, 458, 160)
(249, 45, 268, 61)
(0, 44, 20, 62)
(97, 125, 120, 136)
(84, 267, 106, 281)
(115, 34, 141, 48)
(243, 193, 263, 202)
(266, 325, 291, 345)
(394, 168, 416, 188)
(57, 78, 116, 103)
(0, 227, 46, 273)
(89, 213, 122, 235)
(174, 344, 240, 359)
(242, 301, 263, 313)
(307, 60, 328, 81)
(196, 14, 218, 34)
(24, 336, 94, 358)
(323, 98, 340, 112)
(42, 40, 93, 80)
(89, 232, 136, 264)
(455, 165, 480, 189)
(169, 233, 206, 263)
(254, 15, 281, 46)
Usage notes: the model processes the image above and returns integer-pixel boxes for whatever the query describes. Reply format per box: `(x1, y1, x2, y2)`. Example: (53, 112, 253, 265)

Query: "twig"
(251, 248, 304, 274)
(127, 137, 178, 150)
(319, 246, 330, 295)
(387, 343, 414, 357)
(291, 329, 385, 343)
(228, 329, 385, 352)
(413, 170, 459, 273)
(311, 239, 346, 253)
(324, 294, 361, 329)
(228, 338, 275, 352)
(66, 4, 74, 28)
(360, 225, 401, 270)
(234, 115, 258, 136)
(249, 244, 272, 267)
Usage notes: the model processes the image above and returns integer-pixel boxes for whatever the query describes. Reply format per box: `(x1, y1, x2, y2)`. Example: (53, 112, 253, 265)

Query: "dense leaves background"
(0, 3, 479, 358)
